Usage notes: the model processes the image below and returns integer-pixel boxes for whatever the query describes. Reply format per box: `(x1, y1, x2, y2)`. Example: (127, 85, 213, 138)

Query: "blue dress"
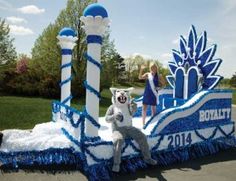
(143, 73, 159, 106)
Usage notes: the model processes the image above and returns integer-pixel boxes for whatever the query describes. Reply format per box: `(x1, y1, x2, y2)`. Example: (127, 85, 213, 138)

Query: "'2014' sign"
(168, 133, 192, 148)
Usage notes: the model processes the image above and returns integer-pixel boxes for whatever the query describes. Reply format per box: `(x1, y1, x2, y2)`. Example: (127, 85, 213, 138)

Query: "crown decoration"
(166, 25, 223, 92)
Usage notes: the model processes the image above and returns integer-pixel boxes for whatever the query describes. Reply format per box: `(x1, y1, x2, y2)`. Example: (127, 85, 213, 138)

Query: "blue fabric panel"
(159, 98, 232, 134)
(188, 68, 198, 98)
(175, 68, 184, 98)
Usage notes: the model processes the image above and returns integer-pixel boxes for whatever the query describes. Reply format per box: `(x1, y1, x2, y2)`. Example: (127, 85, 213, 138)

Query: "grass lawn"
(0, 88, 235, 131)
(0, 89, 113, 130)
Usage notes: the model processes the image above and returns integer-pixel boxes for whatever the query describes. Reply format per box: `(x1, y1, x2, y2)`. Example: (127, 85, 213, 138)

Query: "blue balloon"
(59, 27, 76, 37)
(83, 3, 108, 18)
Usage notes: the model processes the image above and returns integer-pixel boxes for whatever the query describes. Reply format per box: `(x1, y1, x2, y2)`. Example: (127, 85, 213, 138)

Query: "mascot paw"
(0, 132, 3, 147)
(144, 158, 157, 165)
(112, 164, 120, 172)
(115, 112, 123, 122)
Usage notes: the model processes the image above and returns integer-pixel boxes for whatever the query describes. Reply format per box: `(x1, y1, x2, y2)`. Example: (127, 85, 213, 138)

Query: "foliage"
(230, 72, 236, 88)
(0, 18, 17, 65)
(1, 51, 60, 98)
(29, 0, 119, 98)
(124, 55, 169, 84)
(219, 78, 230, 88)
(16, 54, 30, 73)
(101, 44, 126, 89)
(0, 0, 170, 98)
(2, 68, 39, 96)
(0, 63, 16, 92)
(101, 30, 118, 88)
(29, 23, 61, 97)
(125, 55, 143, 82)
(113, 53, 126, 83)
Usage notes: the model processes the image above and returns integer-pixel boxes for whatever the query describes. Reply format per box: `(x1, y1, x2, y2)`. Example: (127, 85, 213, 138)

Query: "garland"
(1, 136, 235, 181)
(84, 53, 102, 70)
(83, 80, 101, 99)
(61, 62, 72, 69)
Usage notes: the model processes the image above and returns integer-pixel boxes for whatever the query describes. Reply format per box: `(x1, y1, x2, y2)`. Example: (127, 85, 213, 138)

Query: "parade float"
(0, 3, 235, 181)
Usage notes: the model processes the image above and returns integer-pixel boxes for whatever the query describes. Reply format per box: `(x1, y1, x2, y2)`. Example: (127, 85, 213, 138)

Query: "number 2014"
(168, 133, 192, 149)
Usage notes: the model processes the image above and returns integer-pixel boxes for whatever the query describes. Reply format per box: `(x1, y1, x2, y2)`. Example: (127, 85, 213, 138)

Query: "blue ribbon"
(151, 135, 164, 151)
(61, 49, 72, 55)
(195, 127, 218, 141)
(217, 125, 234, 137)
(83, 80, 101, 99)
(83, 108, 101, 128)
(61, 95, 73, 105)
(129, 141, 140, 152)
(83, 136, 101, 143)
(80, 115, 86, 154)
(69, 116, 82, 128)
(84, 53, 102, 70)
(121, 140, 131, 153)
(61, 128, 81, 147)
(85, 140, 113, 147)
(87, 35, 102, 45)
(61, 62, 72, 69)
(84, 148, 106, 162)
(60, 77, 73, 87)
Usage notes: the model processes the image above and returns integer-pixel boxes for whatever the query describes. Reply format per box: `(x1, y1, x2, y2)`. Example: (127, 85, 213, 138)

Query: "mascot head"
(110, 87, 134, 106)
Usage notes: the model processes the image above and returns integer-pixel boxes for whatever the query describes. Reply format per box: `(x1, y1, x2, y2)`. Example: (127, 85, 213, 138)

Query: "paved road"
(1, 107, 236, 181)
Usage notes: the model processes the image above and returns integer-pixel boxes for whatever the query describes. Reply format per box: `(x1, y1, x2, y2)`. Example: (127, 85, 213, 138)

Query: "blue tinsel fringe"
(0, 136, 236, 181)
(0, 148, 85, 170)
(85, 136, 236, 181)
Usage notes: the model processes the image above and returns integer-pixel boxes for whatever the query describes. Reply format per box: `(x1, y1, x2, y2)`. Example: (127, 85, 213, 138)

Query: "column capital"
(57, 27, 77, 49)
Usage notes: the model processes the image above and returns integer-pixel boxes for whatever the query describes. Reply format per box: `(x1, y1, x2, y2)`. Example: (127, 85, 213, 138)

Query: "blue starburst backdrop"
(166, 25, 223, 93)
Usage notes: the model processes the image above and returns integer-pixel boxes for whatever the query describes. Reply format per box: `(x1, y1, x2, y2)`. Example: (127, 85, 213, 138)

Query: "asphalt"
(0, 106, 236, 181)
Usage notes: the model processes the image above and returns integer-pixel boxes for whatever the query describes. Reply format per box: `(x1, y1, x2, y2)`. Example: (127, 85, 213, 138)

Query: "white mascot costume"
(105, 87, 157, 172)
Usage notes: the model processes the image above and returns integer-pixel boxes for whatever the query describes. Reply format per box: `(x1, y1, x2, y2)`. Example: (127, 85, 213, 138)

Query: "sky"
(0, 0, 236, 78)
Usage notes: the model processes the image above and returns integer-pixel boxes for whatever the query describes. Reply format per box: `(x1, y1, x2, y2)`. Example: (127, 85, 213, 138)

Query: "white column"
(57, 28, 77, 106)
(184, 73, 188, 100)
(80, 5, 110, 137)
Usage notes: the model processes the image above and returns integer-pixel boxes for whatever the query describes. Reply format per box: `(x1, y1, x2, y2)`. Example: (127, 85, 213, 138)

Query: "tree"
(219, 78, 230, 87)
(229, 72, 236, 88)
(30, 0, 118, 97)
(101, 52, 125, 88)
(125, 56, 140, 82)
(113, 54, 126, 83)
(124, 55, 169, 83)
(30, 0, 96, 98)
(16, 54, 30, 74)
(0, 18, 17, 65)
(125, 55, 149, 82)
(100, 30, 118, 88)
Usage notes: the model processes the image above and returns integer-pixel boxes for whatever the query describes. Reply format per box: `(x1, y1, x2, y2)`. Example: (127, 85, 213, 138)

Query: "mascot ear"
(110, 87, 117, 95)
(127, 87, 134, 93)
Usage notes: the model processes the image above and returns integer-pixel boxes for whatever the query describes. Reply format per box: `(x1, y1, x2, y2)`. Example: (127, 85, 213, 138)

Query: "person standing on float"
(139, 63, 165, 126)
